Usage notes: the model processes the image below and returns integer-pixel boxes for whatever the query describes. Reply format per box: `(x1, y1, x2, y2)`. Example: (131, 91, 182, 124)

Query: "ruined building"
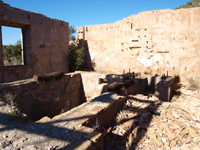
(77, 7, 200, 88)
(0, 1, 200, 150)
(0, 1, 69, 83)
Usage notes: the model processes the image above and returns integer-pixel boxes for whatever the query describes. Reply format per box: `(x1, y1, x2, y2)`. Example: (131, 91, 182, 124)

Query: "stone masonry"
(77, 8, 200, 88)
(0, 1, 69, 83)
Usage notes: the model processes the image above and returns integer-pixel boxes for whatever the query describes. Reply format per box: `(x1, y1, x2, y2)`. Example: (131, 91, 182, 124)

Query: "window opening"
(2, 26, 24, 66)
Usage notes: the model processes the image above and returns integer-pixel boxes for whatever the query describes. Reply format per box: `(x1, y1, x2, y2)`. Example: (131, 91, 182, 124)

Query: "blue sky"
(1, 0, 190, 45)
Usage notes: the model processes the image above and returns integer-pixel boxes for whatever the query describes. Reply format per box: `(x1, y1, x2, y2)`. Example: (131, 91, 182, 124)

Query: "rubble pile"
(104, 86, 200, 150)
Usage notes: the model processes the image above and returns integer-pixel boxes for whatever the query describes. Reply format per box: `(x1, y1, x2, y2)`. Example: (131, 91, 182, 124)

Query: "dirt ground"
(0, 100, 87, 150)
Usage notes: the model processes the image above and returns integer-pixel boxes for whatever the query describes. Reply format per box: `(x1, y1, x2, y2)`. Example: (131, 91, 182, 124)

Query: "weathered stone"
(36, 116, 52, 123)
(77, 8, 200, 89)
(33, 71, 64, 82)
(0, 73, 86, 121)
(151, 139, 163, 147)
(155, 76, 177, 102)
(0, 1, 69, 83)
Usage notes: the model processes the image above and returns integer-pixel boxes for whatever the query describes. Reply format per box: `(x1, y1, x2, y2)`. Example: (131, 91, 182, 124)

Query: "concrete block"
(52, 92, 125, 128)
(83, 93, 126, 131)
(49, 92, 126, 150)
(127, 77, 148, 95)
(155, 76, 177, 102)
(76, 71, 107, 101)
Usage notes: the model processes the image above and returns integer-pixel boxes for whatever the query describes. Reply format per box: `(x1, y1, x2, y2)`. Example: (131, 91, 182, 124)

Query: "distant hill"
(177, 0, 200, 9)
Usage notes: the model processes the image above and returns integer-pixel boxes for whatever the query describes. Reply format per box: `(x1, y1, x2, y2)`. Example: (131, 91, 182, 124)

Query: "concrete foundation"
(38, 92, 126, 150)
(0, 72, 86, 121)
(0, 71, 179, 149)
(76, 71, 108, 101)
(79, 71, 148, 100)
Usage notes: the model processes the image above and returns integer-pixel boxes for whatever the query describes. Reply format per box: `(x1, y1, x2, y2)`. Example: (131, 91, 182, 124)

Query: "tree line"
(3, 40, 22, 66)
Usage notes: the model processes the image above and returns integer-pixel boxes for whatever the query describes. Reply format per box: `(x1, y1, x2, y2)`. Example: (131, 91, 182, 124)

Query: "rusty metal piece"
(132, 72, 135, 78)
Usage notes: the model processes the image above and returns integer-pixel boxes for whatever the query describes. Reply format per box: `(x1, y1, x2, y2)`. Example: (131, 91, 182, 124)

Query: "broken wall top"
(77, 7, 200, 87)
(78, 7, 200, 31)
(0, 0, 70, 83)
(0, 0, 68, 27)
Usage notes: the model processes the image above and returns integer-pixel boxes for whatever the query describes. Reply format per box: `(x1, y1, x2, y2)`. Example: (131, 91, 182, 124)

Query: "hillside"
(177, 0, 200, 9)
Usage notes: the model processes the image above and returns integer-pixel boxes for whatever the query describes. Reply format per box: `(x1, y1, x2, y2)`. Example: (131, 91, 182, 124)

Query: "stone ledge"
(38, 92, 126, 150)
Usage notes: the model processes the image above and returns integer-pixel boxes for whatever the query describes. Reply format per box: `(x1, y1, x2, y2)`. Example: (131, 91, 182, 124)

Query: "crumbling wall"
(0, 73, 86, 121)
(0, 1, 69, 83)
(77, 8, 200, 87)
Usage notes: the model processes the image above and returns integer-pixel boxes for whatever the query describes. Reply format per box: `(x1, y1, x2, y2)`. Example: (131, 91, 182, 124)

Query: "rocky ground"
(0, 85, 200, 150)
(104, 85, 200, 150)
(0, 100, 90, 150)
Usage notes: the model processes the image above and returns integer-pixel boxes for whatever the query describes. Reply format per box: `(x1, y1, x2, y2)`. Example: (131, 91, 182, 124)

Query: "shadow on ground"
(0, 111, 95, 150)
(104, 96, 162, 150)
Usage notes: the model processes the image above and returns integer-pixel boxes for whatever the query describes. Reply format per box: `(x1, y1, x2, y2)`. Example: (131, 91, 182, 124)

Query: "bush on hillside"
(3, 40, 23, 66)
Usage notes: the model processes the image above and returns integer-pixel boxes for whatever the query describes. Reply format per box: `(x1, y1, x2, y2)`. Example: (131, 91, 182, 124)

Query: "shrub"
(3, 40, 22, 66)
(0, 92, 17, 111)
(8, 110, 18, 117)
(69, 41, 83, 72)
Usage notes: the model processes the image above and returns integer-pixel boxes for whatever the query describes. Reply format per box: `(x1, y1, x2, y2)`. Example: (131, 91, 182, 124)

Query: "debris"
(152, 139, 163, 146)
(19, 137, 28, 143)
(104, 87, 200, 150)
(98, 78, 108, 84)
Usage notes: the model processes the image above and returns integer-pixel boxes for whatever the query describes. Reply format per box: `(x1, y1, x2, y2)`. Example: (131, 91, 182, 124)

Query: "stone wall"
(0, 73, 86, 121)
(0, 1, 69, 83)
(77, 8, 200, 87)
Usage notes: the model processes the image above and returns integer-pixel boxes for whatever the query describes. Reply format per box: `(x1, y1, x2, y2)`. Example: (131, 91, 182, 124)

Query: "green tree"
(69, 25, 76, 41)
(69, 41, 83, 72)
(3, 40, 22, 66)
(176, 0, 200, 9)
(68, 25, 83, 72)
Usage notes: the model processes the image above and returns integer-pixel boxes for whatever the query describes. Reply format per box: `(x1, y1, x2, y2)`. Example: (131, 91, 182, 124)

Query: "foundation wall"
(77, 8, 200, 87)
(0, 73, 86, 121)
(0, 1, 69, 83)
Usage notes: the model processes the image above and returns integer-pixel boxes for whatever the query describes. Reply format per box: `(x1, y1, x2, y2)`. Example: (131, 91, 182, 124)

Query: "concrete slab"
(38, 92, 126, 150)
(52, 92, 125, 129)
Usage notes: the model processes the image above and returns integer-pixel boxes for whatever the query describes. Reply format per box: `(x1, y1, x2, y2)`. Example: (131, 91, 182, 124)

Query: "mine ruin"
(0, 1, 200, 150)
